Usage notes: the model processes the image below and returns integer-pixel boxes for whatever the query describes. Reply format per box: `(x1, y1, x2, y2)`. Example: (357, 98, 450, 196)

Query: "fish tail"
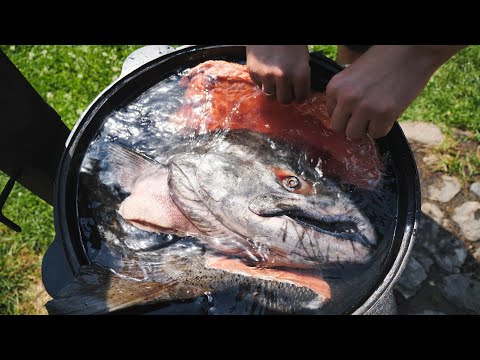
(45, 265, 180, 315)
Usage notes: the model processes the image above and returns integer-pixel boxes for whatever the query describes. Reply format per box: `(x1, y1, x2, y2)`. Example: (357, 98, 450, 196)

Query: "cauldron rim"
(53, 45, 420, 314)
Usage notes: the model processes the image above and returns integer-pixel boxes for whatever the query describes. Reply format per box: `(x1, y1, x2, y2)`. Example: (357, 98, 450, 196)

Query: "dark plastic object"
(309, 51, 345, 89)
(0, 50, 70, 209)
(0, 174, 21, 232)
(42, 235, 74, 297)
(49, 45, 420, 314)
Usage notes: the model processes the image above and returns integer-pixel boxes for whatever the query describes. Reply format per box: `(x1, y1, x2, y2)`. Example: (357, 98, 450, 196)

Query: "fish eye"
(283, 176, 301, 190)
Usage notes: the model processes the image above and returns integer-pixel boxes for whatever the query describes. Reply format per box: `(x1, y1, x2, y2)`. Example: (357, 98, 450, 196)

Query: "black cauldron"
(0, 45, 420, 314)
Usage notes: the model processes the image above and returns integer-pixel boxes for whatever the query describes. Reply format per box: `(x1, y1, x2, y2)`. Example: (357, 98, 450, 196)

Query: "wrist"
(365, 45, 465, 79)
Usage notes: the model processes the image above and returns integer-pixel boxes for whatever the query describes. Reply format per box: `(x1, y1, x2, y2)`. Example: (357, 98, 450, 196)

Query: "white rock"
(473, 247, 480, 261)
(400, 121, 444, 145)
(442, 219, 454, 231)
(452, 201, 480, 242)
(470, 182, 480, 198)
(421, 202, 445, 224)
(422, 154, 439, 166)
(427, 175, 462, 203)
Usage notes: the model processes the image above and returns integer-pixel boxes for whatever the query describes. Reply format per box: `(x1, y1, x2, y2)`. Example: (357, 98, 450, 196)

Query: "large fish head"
(168, 130, 377, 270)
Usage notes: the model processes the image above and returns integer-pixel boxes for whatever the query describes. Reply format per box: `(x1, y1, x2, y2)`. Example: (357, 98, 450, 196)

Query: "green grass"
(401, 46, 480, 138)
(0, 45, 142, 314)
(0, 45, 479, 314)
(435, 150, 480, 180)
(1, 45, 143, 129)
(308, 45, 337, 59)
(401, 46, 480, 180)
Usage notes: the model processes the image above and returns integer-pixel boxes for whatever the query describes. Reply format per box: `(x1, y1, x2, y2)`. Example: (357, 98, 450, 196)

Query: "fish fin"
(45, 264, 182, 315)
(107, 143, 157, 191)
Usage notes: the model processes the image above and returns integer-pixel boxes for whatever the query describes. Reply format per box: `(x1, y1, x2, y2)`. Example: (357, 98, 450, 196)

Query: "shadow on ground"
(395, 211, 480, 314)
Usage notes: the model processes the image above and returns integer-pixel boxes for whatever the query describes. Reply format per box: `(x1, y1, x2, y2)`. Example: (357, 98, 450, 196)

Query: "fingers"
(246, 44, 311, 104)
(327, 74, 380, 139)
(326, 94, 336, 118)
(342, 106, 395, 140)
(261, 76, 277, 97)
(248, 71, 263, 90)
(257, 73, 310, 104)
(328, 93, 393, 139)
(276, 71, 312, 104)
(293, 68, 311, 102)
(367, 118, 395, 139)
(330, 101, 352, 134)
(345, 112, 370, 140)
(276, 77, 294, 104)
(255, 74, 310, 104)
(332, 104, 392, 140)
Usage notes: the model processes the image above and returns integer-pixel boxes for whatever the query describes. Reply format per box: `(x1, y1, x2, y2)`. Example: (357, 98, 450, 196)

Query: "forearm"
(326, 45, 467, 139)
(367, 45, 466, 76)
(415, 45, 466, 65)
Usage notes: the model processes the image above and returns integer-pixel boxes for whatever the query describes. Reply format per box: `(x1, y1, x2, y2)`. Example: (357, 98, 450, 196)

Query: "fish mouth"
(247, 192, 377, 268)
(286, 213, 376, 250)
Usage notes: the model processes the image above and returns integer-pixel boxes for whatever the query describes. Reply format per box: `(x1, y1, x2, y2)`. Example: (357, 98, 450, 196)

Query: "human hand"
(326, 45, 464, 139)
(246, 45, 311, 104)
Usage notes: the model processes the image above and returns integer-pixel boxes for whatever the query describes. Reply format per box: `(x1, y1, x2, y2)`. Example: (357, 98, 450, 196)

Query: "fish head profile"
(168, 130, 377, 270)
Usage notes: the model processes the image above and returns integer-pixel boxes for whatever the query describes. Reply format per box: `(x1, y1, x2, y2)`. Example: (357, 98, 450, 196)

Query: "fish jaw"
(235, 216, 374, 269)
(247, 192, 376, 267)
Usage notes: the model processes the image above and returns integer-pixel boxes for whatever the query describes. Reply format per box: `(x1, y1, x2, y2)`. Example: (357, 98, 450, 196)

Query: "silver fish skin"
(115, 130, 377, 268)
(47, 130, 377, 315)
